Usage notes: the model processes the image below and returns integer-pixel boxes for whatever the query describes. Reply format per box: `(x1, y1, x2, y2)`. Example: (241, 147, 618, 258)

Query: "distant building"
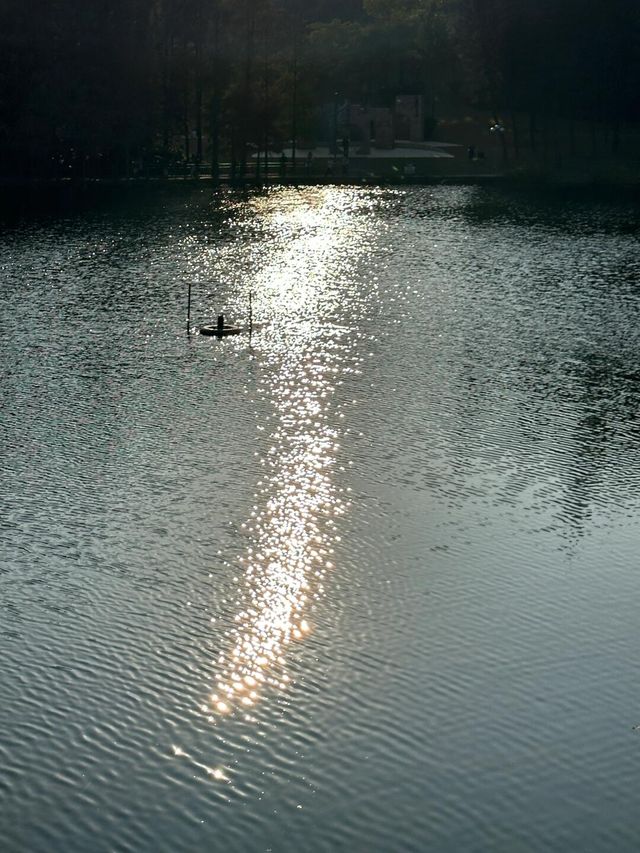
(394, 95, 424, 142)
(346, 104, 371, 153)
(339, 95, 425, 152)
(371, 107, 395, 149)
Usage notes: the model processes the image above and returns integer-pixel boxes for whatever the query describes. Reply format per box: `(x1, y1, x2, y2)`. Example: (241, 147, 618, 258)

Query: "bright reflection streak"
(203, 188, 376, 719)
(211, 354, 345, 715)
(172, 744, 230, 783)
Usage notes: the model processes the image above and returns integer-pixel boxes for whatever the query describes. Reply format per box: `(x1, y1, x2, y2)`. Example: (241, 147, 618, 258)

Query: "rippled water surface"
(2, 184, 640, 852)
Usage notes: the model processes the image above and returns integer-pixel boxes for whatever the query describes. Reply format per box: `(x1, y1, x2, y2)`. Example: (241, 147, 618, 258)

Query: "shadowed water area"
(2, 184, 640, 851)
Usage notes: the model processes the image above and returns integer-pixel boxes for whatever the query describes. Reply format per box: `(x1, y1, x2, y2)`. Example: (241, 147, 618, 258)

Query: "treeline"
(459, 0, 640, 156)
(1, 0, 638, 181)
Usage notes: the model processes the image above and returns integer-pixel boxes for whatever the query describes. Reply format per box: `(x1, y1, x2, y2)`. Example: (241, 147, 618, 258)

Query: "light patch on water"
(201, 189, 373, 719)
(209, 360, 343, 716)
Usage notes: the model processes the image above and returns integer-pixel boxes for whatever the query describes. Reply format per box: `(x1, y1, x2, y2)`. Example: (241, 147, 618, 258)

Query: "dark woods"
(1, 0, 638, 182)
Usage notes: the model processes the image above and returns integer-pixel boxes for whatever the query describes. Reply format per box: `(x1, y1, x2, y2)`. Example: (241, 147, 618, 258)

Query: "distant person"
(279, 152, 287, 177)
(467, 144, 476, 161)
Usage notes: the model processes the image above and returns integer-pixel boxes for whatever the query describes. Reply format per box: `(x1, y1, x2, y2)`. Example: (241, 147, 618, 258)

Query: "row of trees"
(1, 0, 638, 181)
(460, 0, 640, 156)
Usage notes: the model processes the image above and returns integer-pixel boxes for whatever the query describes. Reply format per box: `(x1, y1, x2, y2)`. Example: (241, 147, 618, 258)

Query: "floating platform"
(199, 324, 243, 337)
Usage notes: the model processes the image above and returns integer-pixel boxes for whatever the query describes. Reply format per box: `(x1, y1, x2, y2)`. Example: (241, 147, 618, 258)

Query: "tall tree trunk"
(210, 95, 220, 182)
(195, 41, 203, 164)
(240, 1, 255, 177)
(209, 2, 221, 182)
(183, 97, 190, 166)
(161, 36, 172, 152)
(528, 112, 536, 152)
(262, 21, 270, 184)
(290, 23, 298, 176)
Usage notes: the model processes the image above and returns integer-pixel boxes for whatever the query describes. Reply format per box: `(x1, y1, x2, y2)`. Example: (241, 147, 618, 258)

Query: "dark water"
(2, 184, 640, 852)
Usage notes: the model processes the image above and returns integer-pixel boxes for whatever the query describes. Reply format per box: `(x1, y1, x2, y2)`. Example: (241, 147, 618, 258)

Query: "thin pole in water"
(248, 290, 253, 336)
(187, 281, 192, 335)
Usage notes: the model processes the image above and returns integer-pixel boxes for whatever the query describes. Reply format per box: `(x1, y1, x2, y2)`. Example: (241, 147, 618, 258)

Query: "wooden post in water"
(187, 281, 192, 335)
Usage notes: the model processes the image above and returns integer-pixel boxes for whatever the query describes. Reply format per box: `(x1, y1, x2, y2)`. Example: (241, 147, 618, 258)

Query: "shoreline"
(1, 166, 638, 218)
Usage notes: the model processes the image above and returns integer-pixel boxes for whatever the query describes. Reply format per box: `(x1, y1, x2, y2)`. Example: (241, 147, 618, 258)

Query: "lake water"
(2, 184, 640, 852)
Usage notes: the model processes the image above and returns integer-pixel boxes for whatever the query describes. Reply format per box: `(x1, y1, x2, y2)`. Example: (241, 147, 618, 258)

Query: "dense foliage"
(1, 0, 638, 180)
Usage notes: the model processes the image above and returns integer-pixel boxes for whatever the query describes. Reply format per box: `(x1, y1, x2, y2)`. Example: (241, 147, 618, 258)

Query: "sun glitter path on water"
(203, 351, 345, 719)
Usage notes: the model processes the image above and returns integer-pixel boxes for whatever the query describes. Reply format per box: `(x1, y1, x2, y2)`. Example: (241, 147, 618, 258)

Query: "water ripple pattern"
(194, 191, 370, 725)
(2, 185, 640, 852)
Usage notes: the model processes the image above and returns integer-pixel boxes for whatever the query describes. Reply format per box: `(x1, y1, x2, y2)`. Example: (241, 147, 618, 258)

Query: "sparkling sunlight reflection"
(200, 189, 372, 723)
(207, 353, 345, 717)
